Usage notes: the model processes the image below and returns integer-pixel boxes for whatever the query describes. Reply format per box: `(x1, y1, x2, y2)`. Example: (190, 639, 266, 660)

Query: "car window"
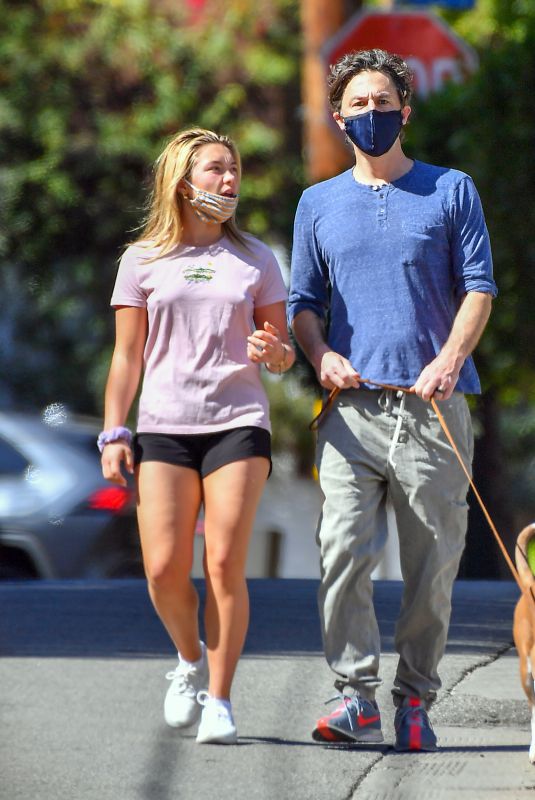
(0, 437, 29, 476)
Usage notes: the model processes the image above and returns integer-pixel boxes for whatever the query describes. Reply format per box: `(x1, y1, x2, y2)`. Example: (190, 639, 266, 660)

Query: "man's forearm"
(441, 291, 492, 369)
(291, 309, 330, 374)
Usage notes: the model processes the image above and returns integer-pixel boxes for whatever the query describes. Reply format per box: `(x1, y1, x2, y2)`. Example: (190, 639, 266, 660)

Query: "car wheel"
(0, 548, 38, 580)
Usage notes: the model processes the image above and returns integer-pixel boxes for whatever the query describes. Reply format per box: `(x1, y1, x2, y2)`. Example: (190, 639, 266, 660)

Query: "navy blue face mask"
(341, 109, 403, 157)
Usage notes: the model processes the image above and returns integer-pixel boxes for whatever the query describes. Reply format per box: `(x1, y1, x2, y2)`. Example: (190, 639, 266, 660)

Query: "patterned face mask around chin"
(183, 179, 239, 224)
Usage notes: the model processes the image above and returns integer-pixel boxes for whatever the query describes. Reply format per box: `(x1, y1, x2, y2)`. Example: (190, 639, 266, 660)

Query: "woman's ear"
(177, 179, 189, 198)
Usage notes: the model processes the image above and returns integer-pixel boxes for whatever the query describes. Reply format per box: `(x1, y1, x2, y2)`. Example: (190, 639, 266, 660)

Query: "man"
(288, 49, 496, 751)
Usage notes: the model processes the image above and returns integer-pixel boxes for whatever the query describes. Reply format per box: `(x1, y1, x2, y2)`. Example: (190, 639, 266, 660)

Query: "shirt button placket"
(377, 186, 388, 228)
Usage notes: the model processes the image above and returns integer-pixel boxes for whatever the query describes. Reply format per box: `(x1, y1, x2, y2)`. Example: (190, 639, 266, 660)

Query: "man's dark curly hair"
(328, 49, 414, 113)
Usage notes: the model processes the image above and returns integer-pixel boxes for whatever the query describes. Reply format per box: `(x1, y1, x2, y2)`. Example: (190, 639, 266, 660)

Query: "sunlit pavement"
(1, 579, 533, 800)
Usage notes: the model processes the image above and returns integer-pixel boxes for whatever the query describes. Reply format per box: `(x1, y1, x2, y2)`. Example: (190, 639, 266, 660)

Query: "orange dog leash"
(309, 380, 523, 591)
(429, 396, 521, 588)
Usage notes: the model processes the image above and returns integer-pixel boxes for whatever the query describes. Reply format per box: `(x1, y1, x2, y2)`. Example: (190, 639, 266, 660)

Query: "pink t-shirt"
(110, 234, 287, 434)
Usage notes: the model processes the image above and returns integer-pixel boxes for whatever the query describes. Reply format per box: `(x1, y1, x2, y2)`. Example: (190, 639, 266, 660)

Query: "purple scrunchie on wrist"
(97, 426, 133, 453)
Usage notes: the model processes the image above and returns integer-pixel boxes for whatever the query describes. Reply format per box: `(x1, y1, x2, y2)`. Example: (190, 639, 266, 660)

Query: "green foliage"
(263, 374, 318, 475)
(0, 0, 303, 412)
(501, 402, 535, 522)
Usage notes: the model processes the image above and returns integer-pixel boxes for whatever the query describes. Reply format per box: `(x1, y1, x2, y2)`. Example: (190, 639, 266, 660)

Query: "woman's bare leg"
(202, 457, 270, 698)
(136, 461, 203, 661)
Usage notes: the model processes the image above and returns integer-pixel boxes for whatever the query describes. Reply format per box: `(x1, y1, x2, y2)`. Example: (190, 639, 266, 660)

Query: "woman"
(99, 128, 294, 744)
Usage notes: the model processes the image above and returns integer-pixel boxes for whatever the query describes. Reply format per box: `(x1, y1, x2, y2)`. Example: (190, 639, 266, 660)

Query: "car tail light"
(87, 486, 134, 512)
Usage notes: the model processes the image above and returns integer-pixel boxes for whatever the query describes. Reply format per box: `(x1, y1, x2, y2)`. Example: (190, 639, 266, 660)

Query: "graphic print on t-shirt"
(183, 261, 216, 283)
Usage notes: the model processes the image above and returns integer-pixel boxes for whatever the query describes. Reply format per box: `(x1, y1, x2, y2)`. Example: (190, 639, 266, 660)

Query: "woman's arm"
(248, 301, 296, 374)
(101, 306, 148, 485)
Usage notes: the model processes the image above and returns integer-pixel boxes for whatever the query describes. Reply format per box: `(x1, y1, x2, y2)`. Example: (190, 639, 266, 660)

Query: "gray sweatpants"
(315, 388, 473, 707)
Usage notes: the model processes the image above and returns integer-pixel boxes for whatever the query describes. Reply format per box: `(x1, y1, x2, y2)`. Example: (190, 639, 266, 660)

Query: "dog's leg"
(529, 655, 535, 764)
(513, 528, 535, 763)
(524, 655, 534, 699)
(530, 700, 535, 764)
(528, 654, 535, 764)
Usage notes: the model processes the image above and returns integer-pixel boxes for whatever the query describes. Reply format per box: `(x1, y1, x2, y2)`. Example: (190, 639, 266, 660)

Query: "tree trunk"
(300, 0, 360, 183)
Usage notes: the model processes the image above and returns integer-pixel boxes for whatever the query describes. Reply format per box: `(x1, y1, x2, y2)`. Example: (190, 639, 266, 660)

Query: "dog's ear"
(516, 524, 535, 589)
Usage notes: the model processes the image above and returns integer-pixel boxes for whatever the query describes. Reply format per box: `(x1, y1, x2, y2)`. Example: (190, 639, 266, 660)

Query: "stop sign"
(323, 11, 478, 98)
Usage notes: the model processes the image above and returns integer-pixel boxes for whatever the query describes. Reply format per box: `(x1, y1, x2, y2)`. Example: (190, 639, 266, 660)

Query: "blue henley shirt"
(288, 160, 497, 394)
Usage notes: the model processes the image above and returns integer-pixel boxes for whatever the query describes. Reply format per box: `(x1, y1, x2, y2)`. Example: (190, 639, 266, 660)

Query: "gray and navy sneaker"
(394, 697, 438, 752)
(312, 692, 383, 744)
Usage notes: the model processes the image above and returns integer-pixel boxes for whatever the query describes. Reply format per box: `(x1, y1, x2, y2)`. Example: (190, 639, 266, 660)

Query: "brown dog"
(513, 523, 535, 763)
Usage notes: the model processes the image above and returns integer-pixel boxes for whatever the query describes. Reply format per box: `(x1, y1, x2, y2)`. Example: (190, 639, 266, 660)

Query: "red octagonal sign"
(323, 11, 478, 98)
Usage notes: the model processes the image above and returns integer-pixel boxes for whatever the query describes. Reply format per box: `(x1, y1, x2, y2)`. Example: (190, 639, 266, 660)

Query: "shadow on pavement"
(0, 578, 518, 658)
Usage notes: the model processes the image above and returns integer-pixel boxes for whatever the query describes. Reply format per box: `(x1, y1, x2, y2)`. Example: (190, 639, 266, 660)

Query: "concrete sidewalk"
(1, 579, 533, 799)
(355, 651, 533, 799)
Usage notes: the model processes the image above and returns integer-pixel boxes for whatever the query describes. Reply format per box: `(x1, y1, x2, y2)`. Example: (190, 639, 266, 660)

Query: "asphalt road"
(1, 578, 533, 800)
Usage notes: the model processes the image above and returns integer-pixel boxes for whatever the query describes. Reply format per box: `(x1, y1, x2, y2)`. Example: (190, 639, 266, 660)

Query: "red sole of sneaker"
(312, 725, 354, 743)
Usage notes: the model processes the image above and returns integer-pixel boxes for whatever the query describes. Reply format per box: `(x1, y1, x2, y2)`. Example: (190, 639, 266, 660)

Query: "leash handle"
(309, 378, 524, 593)
(308, 378, 414, 431)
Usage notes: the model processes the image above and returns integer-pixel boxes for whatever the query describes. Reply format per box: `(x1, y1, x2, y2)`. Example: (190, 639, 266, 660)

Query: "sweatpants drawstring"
(378, 390, 407, 469)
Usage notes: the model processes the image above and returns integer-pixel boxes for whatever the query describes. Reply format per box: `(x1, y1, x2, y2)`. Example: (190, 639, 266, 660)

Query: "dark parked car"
(0, 410, 144, 579)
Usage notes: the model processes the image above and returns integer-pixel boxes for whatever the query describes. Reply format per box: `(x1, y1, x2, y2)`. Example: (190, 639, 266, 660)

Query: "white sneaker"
(195, 692, 238, 744)
(164, 642, 208, 728)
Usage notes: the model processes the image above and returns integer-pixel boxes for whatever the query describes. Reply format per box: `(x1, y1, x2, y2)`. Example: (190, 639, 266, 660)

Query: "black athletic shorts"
(133, 425, 272, 478)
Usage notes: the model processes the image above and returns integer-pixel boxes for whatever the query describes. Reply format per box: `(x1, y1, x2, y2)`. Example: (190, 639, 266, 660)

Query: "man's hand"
(291, 310, 359, 390)
(411, 355, 460, 402)
(319, 351, 361, 390)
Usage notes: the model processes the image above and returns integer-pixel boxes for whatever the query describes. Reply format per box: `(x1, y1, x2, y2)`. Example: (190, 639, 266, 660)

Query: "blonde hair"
(132, 128, 248, 255)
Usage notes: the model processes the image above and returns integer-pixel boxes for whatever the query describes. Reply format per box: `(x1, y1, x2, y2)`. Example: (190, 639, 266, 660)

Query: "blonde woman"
(99, 128, 294, 744)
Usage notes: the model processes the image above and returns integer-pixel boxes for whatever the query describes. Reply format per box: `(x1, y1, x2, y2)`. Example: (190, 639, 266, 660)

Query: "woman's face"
(188, 143, 240, 197)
